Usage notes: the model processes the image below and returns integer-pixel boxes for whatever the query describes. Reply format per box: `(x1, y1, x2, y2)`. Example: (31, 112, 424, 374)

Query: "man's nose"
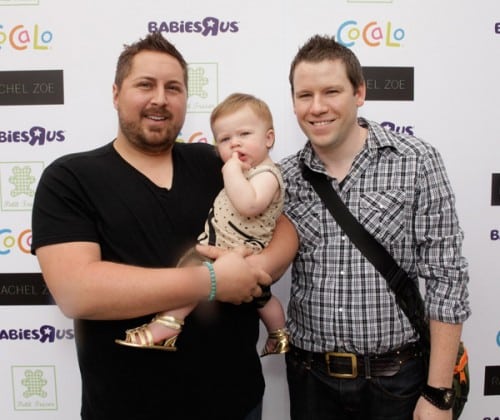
(151, 86, 167, 105)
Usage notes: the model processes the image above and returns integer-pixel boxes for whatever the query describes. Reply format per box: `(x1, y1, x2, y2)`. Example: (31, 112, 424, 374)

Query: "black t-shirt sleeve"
(31, 158, 99, 254)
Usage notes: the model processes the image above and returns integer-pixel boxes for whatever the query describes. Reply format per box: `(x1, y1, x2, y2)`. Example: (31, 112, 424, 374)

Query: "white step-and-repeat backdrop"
(1, 0, 499, 418)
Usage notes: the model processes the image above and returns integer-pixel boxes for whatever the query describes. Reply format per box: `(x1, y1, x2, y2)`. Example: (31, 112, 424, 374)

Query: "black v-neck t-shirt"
(32, 141, 264, 420)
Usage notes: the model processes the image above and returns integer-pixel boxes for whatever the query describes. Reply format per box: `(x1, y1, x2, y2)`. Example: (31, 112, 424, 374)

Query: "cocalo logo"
(336, 20, 405, 47)
(148, 17, 239, 36)
(0, 325, 74, 342)
(0, 24, 53, 51)
(0, 127, 65, 145)
(495, 22, 500, 34)
(0, 228, 31, 255)
(177, 130, 210, 144)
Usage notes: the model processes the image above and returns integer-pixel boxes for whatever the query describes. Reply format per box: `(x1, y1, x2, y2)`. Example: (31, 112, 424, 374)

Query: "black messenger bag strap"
(301, 164, 430, 347)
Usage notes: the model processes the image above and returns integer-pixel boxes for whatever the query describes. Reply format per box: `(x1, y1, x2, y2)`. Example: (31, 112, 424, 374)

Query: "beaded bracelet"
(203, 261, 217, 301)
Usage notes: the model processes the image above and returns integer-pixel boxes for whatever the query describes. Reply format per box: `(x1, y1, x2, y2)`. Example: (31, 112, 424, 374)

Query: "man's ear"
(355, 82, 366, 107)
(112, 84, 119, 110)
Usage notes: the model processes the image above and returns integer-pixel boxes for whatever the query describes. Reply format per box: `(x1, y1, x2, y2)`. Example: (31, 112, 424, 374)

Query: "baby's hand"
(223, 151, 250, 173)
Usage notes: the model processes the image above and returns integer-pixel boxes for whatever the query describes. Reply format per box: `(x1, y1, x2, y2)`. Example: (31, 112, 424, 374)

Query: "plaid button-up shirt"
(280, 118, 470, 354)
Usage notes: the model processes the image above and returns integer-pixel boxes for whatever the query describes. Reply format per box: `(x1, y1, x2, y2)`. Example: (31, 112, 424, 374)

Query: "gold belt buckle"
(325, 352, 358, 378)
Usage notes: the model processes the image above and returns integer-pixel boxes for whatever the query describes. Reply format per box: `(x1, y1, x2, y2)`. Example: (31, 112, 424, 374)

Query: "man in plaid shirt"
(280, 34, 470, 420)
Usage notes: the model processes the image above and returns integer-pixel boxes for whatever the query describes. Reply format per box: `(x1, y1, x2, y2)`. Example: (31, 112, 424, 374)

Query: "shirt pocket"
(288, 199, 325, 251)
(358, 190, 406, 245)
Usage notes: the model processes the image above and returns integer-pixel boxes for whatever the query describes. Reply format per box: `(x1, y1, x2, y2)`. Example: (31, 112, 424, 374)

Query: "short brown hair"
(289, 34, 364, 94)
(114, 32, 188, 88)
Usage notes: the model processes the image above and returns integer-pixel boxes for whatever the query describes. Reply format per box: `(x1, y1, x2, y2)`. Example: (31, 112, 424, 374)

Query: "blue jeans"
(286, 348, 425, 420)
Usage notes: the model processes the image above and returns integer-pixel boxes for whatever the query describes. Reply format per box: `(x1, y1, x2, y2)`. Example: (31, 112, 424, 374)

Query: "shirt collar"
(361, 117, 401, 153)
(298, 117, 401, 174)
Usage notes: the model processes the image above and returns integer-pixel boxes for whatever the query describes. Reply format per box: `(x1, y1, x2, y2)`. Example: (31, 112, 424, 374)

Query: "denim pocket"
(370, 356, 425, 400)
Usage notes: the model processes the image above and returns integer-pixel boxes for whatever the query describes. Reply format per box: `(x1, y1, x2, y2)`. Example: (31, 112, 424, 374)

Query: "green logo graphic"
(12, 365, 58, 411)
(187, 63, 218, 114)
(9, 166, 36, 198)
(188, 66, 209, 99)
(0, 161, 43, 211)
(21, 369, 48, 397)
(0, 0, 39, 5)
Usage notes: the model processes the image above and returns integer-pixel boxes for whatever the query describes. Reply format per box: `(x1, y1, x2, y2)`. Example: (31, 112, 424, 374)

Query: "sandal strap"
(260, 328, 290, 357)
(126, 325, 154, 346)
(115, 323, 178, 351)
(268, 328, 288, 340)
(152, 314, 184, 330)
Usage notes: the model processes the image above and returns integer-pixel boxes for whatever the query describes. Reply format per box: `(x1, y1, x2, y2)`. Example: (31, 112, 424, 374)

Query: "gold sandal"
(260, 328, 290, 357)
(115, 314, 183, 351)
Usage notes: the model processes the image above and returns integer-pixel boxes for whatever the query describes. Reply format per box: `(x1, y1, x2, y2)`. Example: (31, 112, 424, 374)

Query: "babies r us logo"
(148, 17, 239, 36)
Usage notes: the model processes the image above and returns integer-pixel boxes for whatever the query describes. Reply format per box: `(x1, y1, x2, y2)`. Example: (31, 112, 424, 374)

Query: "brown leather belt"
(290, 342, 422, 379)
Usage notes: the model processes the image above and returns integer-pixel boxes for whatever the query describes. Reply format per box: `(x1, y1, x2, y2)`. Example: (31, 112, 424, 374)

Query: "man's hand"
(413, 396, 452, 420)
(197, 245, 271, 304)
(196, 243, 240, 260)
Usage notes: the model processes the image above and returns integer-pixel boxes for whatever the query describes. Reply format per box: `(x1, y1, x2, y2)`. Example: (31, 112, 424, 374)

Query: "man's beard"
(118, 113, 180, 155)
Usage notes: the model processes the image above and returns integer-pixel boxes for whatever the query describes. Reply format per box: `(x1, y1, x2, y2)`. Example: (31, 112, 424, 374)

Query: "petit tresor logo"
(0, 325, 74, 342)
(148, 17, 239, 36)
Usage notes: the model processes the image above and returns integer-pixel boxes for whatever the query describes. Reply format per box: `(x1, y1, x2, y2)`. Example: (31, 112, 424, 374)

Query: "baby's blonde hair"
(210, 93, 274, 132)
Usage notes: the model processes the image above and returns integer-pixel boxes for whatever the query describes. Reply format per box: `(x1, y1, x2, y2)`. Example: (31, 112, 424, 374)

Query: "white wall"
(1, 1, 499, 418)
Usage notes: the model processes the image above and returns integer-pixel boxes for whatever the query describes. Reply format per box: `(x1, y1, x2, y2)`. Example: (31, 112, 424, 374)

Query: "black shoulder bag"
(301, 165, 469, 419)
